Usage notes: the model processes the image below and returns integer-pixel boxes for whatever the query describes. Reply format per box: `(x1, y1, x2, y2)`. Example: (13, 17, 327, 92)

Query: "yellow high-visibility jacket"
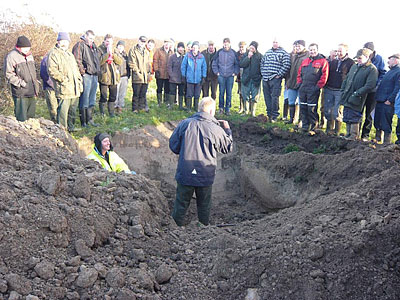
(87, 146, 130, 174)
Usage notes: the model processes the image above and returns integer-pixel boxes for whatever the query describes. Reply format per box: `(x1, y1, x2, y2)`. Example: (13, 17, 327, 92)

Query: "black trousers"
(172, 182, 212, 226)
(361, 92, 376, 138)
(202, 78, 218, 100)
(156, 78, 169, 95)
(99, 84, 117, 103)
(299, 87, 320, 130)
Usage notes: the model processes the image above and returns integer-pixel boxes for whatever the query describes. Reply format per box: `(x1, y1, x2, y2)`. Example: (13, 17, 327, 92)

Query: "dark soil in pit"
(1, 115, 400, 300)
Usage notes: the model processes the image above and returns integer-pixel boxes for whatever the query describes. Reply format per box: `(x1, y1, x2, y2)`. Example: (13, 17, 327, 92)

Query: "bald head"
(199, 97, 216, 116)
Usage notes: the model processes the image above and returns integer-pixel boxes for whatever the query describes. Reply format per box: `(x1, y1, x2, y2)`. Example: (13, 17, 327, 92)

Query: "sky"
(1, 0, 399, 65)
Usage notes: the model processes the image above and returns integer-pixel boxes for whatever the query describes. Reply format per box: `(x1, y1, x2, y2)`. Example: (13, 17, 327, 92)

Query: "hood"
(94, 133, 113, 153)
(191, 111, 219, 126)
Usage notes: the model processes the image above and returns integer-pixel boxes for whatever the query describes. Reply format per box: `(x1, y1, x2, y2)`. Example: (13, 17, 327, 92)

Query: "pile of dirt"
(0, 115, 400, 300)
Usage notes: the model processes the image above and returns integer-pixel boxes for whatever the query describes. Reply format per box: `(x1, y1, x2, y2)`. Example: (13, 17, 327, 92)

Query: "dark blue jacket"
(169, 112, 233, 187)
(211, 48, 240, 78)
(181, 51, 207, 84)
(40, 54, 54, 90)
(375, 65, 400, 103)
(371, 53, 386, 86)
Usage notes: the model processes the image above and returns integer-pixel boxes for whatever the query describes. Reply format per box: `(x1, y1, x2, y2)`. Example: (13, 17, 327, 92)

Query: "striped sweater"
(260, 47, 291, 81)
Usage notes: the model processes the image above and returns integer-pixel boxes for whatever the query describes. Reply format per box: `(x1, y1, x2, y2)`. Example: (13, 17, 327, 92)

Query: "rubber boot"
(178, 95, 184, 110)
(244, 101, 249, 114)
(283, 98, 289, 120)
(350, 123, 360, 140)
(193, 98, 199, 112)
(99, 102, 105, 117)
(375, 129, 383, 143)
(319, 112, 326, 129)
(79, 108, 88, 128)
(185, 97, 192, 111)
(86, 107, 99, 127)
(294, 104, 300, 124)
(238, 96, 244, 114)
(157, 93, 162, 107)
(286, 105, 295, 124)
(326, 120, 335, 135)
(383, 132, 392, 144)
(108, 102, 115, 118)
(345, 123, 351, 138)
(335, 120, 342, 136)
(250, 102, 256, 117)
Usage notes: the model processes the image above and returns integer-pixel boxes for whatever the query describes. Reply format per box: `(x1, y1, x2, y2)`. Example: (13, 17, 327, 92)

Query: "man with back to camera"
(169, 97, 233, 226)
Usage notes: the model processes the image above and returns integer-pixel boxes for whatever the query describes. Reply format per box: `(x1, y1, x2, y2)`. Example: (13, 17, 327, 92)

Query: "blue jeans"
(323, 88, 342, 121)
(218, 75, 234, 112)
(263, 77, 282, 119)
(287, 89, 299, 106)
(79, 74, 98, 109)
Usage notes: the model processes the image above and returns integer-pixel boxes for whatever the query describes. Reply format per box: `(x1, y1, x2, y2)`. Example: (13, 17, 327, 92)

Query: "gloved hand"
(200, 77, 205, 86)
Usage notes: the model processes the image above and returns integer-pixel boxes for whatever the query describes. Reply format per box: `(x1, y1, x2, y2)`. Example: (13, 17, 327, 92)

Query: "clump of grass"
(284, 143, 301, 153)
(312, 145, 326, 154)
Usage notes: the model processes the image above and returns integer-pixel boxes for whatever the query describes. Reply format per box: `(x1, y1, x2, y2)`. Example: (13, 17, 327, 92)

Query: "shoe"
(225, 111, 231, 116)
(218, 108, 224, 114)
(270, 118, 277, 123)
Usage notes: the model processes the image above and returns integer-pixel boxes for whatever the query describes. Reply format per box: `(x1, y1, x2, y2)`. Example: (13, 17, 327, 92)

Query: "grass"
(2, 79, 398, 142)
(284, 143, 301, 153)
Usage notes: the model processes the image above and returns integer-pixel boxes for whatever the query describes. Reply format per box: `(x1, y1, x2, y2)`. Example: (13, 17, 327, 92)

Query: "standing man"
(340, 49, 378, 140)
(212, 38, 239, 115)
(168, 42, 186, 109)
(115, 40, 130, 114)
(201, 40, 218, 100)
(47, 32, 83, 132)
(239, 41, 262, 116)
(128, 36, 152, 113)
(4, 35, 39, 122)
(373, 54, 400, 144)
(98, 34, 123, 118)
(40, 52, 57, 123)
(181, 41, 207, 112)
(323, 43, 354, 135)
(285, 40, 309, 124)
(237, 41, 247, 113)
(296, 43, 329, 134)
(169, 97, 233, 226)
(72, 30, 100, 127)
(360, 42, 386, 141)
(260, 38, 291, 122)
(153, 39, 173, 106)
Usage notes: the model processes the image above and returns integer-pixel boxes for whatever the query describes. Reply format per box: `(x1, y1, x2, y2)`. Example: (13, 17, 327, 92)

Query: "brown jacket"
(128, 45, 152, 84)
(98, 43, 123, 86)
(153, 46, 173, 79)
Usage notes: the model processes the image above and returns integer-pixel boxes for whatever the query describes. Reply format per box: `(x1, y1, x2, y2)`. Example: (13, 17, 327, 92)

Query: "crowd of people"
(4, 31, 400, 142)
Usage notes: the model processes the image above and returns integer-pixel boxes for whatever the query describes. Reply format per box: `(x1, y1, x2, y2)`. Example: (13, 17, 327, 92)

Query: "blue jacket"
(40, 54, 54, 90)
(395, 91, 400, 116)
(211, 48, 240, 78)
(169, 112, 233, 187)
(372, 53, 386, 85)
(375, 65, 400, 103)
(181, 51, 207, 84)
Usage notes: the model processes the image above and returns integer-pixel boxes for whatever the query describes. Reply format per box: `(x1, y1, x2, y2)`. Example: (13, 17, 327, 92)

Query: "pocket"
(348, 95, 360, 106)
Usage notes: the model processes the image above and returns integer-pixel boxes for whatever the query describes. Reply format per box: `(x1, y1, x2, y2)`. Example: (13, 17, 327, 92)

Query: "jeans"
(262, 77, 282, 119)
(79, 74, 98, 109)
(116, 76, 129, 108)
(172, 182, 213, 226)
(323, 88, 343, 121)
(218, 75, 234, 112)
(13, 96, 36, 122)
(287, 89, 299, 106)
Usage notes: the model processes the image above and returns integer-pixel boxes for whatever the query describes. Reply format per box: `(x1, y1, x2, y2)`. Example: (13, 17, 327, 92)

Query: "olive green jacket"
(98, 43, 123, 86)
(128, 45, 152, 84)
(341, 61, 378, 112)
(47, 45, 83, 99)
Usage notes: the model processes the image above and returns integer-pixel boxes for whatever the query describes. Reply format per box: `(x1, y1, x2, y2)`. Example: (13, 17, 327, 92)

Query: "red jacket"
(297, 54, 329, 89)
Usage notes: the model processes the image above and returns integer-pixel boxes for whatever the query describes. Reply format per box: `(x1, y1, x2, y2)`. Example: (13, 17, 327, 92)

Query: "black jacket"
(239, 51, 262, 86)
(201, 49, 218, 80)
(169, 112, 233, 187)
(72, 36, 100, 76)
(325, 55, 354, 90)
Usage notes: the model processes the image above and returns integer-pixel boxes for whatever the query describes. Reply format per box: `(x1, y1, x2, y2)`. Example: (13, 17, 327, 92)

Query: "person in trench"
(169, 97, 233, 226)
(87, 133, 136, 174)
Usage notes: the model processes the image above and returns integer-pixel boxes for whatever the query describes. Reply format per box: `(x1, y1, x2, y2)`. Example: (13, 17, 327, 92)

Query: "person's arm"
(279, 51, 291, 78)
(47, 51, 64, 83)
(113, 153, 131, 173)
(214, 121, 233, 154)
(201, 57, 207, 79)
(181, 55, 188, 78)
(112, 50, 123, 65)
(354, 67, 378, 97)
(72, 42, 86, 75)
(169, 121, 185, 154)
(388, 73, 400, 103)
(233, 51, 240, 75)
(4, 53, 26, 87)
(240, 53, 251, 68)
(211, 52, 219, 75)
(128, 48, 139, 74)
(317, 59, 329, 88)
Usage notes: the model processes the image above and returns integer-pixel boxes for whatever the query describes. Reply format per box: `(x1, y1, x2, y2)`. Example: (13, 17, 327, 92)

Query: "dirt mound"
(1, 115, 400, 299)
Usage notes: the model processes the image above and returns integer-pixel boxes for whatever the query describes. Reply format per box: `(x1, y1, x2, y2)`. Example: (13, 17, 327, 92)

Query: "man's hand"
(384, 100, 391, 105)
(248, 51, 254, 58)
(218, 120, 230, 129)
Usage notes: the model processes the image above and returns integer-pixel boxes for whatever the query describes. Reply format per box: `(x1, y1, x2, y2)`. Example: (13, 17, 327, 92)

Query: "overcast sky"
(2, 0, 399, 65)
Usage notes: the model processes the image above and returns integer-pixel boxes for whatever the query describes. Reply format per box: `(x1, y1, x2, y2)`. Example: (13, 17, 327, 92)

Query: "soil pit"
(1, 115, 400, 300)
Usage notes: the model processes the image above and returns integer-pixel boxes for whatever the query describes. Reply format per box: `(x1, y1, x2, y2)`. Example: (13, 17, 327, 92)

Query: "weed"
(313, 145, 326, 154)
(284, 143, 301, 153)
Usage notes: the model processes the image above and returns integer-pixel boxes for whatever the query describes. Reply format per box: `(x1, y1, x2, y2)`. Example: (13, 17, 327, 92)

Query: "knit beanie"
(192, 41, 200, 47)
(177, 42, 185, 49)
(16, 36, 31, 47)
(57, 32, 70, 42)
(363, 42, 374, 52)
(94, 133, 113, 152)
(249, 41, 258, 50)
(117, 40, 125, 47)
(295, 40, 306, 47)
